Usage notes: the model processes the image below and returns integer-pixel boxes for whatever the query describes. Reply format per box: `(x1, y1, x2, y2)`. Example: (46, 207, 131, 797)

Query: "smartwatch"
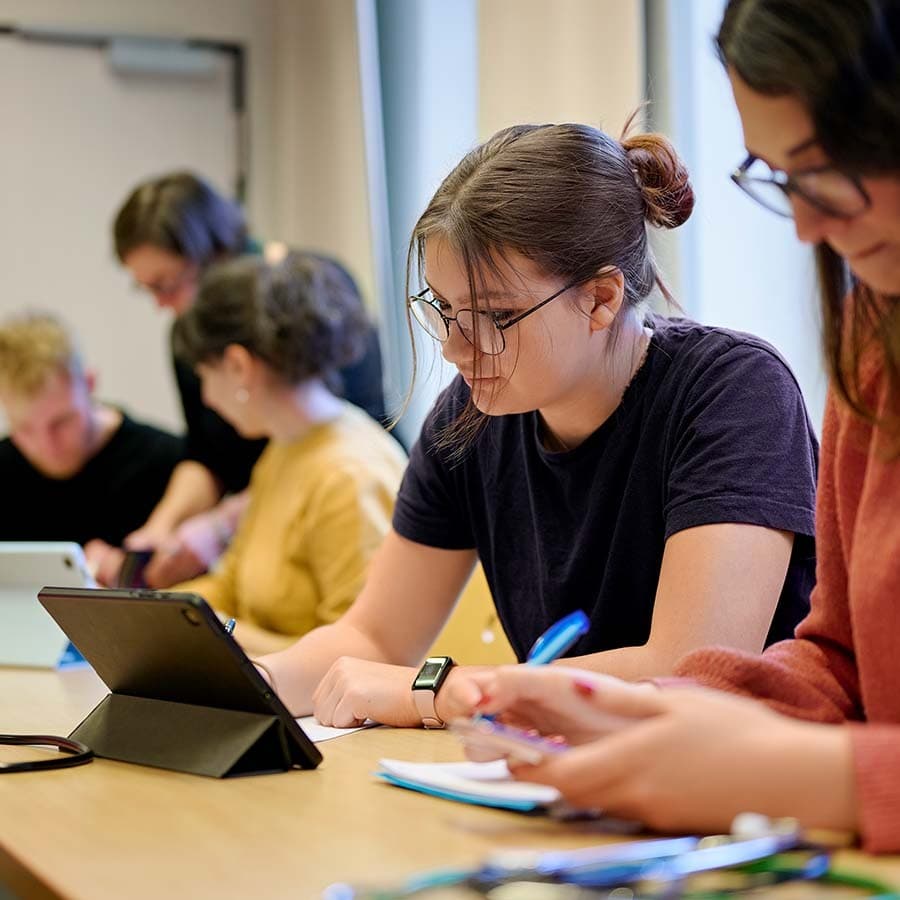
(411, 656, 456, 729)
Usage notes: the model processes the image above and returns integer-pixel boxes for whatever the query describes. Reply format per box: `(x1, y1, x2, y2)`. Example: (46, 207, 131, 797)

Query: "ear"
(83, 369, 98, 395)
(221, 344, 256, 386)
(584, 269, 626, 333)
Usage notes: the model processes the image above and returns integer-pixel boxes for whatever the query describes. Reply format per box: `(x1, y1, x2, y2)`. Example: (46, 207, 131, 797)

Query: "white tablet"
(0, 542, 95, 668)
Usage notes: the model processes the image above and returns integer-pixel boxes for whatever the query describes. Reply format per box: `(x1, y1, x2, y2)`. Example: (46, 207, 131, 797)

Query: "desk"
(1, 668, 899, 899)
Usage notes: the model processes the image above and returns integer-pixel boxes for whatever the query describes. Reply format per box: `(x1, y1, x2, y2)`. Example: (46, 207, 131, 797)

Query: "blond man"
(0, 313, 182, 551)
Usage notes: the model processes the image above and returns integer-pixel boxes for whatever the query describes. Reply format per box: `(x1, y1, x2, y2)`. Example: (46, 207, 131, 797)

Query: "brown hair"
(172, 252, 371, 391)
(0, 313, 83, 399)
(718, 0, 900, 440)
(406, 120, 694, 452)
(113, 172, 248, 265)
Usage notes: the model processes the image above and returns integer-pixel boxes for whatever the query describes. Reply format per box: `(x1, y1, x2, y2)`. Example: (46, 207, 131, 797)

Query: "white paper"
(377, 757, 560, 804)
(297, 715, 376, 743)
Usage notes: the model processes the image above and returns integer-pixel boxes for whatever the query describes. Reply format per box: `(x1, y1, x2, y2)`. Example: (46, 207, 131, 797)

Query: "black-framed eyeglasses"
(408, 279, 580, 356)
(730, 154, 871, 220)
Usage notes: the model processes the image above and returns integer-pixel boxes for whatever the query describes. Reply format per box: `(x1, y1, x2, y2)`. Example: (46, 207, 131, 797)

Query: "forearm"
(260, 620, 395, 716)
(233, 619, 298, 657)
(559, 642, 684, 682)
(143, 461, 223, 533)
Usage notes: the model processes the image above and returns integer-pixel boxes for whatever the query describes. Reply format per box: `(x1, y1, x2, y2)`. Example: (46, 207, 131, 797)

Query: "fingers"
(509, 730, 646, 815)
(478, 666, 665, 722)
(144, 543, 205, 588)
(435, 669, 486, 722)
(566, 674, 666, 720)
(95, 546, 126, 587)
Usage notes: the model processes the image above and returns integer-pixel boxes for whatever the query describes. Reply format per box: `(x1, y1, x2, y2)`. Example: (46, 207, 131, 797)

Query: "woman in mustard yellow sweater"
(172, 252, 406, 655)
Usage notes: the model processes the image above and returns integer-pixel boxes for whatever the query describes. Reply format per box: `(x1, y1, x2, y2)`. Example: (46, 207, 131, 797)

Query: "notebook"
(375, 758, 561, 811)
(0, 542, 93, 668)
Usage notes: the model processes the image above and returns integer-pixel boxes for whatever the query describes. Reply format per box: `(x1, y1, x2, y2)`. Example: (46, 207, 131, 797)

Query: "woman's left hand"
(510, 679, 856, 835)
(312, 658, 488, 728)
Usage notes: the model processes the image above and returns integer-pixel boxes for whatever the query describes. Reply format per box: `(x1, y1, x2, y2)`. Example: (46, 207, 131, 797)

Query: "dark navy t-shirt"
(393, 316, 818, 662)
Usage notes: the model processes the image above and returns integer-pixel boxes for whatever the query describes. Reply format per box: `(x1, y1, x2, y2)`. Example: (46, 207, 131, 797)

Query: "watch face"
(413, 657, 449, 691)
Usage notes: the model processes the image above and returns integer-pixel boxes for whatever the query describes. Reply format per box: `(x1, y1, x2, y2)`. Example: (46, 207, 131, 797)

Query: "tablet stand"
(70, 693, 296, 778)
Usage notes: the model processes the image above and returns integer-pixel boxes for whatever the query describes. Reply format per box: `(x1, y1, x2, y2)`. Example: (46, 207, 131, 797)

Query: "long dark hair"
(113, 172, 248, 265)
(407, 120, 694, 453)
(718, 0, 900, 437)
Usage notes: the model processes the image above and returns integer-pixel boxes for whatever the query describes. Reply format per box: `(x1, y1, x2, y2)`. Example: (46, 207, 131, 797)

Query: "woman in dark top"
(256, 121, 819, 729)
(107, 173, 386, 587)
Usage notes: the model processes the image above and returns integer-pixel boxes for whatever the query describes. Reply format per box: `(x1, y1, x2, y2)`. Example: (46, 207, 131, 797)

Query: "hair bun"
(622, 132, 695, 229)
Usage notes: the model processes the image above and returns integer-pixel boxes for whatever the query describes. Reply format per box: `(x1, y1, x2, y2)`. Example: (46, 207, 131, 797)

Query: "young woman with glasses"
(257, 120, 820, 731)
(461, 0, 900, 855)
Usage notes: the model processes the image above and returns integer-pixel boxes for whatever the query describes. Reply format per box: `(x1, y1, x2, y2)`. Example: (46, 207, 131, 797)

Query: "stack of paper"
(375, 758, 560, 811)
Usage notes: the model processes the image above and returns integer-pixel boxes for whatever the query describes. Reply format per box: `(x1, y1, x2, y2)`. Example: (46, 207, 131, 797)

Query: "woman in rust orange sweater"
(465, 0, 900, 853)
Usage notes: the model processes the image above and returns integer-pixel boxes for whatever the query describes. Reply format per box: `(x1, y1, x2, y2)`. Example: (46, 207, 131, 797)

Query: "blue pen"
(475, 609, 590, 722)
(525, 609, 590, 665)
(224, 617, 236, 635)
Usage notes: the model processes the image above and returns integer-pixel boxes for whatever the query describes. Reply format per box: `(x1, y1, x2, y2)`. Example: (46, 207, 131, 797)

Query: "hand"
(468, 666, 645, 745)
(142, 538, 206, 588)
(312, 658, 420, 727)
(174, 510, 233, 569)
(124, 522, 171, 553)
(433, 665, 493, 723)
(507, 679, 857, 835)
(83, 539, 126, 587)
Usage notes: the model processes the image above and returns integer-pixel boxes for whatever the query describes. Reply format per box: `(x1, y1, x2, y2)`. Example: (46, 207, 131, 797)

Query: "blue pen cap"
(525, 609, 590, 665)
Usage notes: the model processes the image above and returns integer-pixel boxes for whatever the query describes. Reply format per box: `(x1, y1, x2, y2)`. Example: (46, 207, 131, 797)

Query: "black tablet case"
(38, 587, 322, 777)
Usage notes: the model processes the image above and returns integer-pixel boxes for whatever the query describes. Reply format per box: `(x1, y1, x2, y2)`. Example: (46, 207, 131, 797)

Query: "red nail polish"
(573, 680, 595, 698)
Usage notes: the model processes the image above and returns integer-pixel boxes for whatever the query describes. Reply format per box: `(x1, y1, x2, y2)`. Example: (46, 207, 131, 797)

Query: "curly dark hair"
(172, 252, 371, 388)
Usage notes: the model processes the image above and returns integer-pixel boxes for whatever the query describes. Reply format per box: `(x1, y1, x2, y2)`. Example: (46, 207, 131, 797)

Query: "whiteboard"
(0, 35, 237, 433)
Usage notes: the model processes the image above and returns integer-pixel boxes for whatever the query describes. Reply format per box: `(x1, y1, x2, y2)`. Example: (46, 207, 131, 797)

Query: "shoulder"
(280, 407, 406, 485)
(650, 315, 804, 396)
(114, 412, 183, 456)
(0, 436, 22, 467)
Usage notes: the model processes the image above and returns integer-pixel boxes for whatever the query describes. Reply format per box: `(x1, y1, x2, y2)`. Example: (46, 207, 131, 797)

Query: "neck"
(264, 378, 343, 443)
(540, 310, 651, 452)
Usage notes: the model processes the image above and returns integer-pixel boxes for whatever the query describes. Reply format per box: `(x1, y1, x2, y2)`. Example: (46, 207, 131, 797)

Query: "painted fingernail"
(573, 680, 595, 698)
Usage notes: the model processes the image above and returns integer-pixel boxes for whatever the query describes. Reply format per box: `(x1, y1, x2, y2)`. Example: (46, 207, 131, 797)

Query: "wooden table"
(1, 667, 898, 899)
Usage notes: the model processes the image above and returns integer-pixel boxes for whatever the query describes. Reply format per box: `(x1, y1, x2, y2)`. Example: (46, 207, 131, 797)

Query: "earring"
(235, 387, 249, 404)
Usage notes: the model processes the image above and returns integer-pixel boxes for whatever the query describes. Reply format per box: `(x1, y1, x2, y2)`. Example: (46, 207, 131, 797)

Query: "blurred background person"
(0, 312, 181, 554)
(165, 252, 405, 655)
(111, 172, 387, 586)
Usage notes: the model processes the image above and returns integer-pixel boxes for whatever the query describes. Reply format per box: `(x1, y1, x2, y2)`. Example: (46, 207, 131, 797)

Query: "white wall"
(271, 0, 377, 317)
(0, 0, 278, 432)
(479, 0, 644, 139)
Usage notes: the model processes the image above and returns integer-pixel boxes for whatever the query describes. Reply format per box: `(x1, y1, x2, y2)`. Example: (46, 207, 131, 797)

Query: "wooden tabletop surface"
(1, 667, 897, 899)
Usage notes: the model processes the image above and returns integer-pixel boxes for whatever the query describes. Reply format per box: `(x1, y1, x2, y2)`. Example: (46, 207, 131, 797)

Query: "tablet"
(0, 542, 94, 668)
(38, 586, 321, 771)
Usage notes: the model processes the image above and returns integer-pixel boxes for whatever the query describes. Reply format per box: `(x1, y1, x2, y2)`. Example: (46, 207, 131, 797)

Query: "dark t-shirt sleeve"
(393, 379, 476, 550)
(663, 342, 818, 539)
